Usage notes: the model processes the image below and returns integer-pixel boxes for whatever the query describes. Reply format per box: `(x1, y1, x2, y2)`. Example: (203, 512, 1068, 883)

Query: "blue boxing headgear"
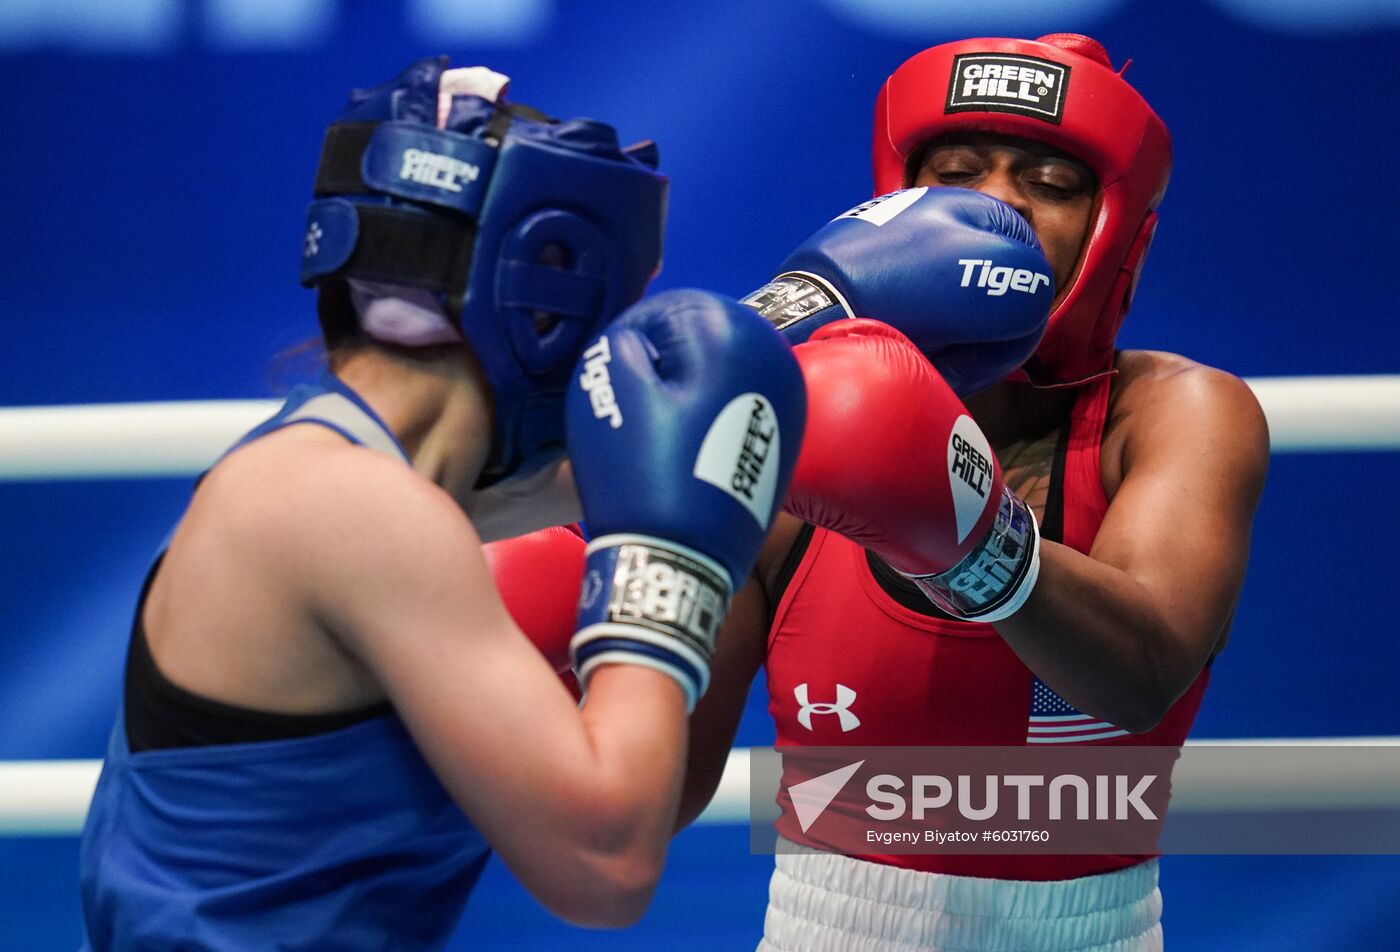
(300, 57, 667, 485)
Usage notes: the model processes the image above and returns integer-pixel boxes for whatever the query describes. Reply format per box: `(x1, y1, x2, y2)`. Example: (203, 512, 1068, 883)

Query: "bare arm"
(994, 360, 1269, 732)
(675, 574, 768, 829)
(293, 450, 686, 927)
(676, 512, 803, 828)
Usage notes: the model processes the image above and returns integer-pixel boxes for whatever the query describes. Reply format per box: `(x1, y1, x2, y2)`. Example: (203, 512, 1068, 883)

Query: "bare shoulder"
(199, 426, 480, 605)
(1110, 350, 1269, 440)
(1103, 350, 1270, 496)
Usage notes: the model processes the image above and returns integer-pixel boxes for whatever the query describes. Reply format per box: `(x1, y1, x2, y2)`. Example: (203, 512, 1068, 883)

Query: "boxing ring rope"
(1, 375, 1399, 481)
(1, 373, 1398, 836)
(5, 738, 1400, 836)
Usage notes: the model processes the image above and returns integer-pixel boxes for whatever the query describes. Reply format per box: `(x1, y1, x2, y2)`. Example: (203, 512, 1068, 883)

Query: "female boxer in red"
(693, 34, 1269, 951)
(490, 33, 1267, 952)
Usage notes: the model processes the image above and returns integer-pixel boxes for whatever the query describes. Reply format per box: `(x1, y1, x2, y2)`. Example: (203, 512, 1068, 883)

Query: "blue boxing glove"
(740, 187, 1054, 396)
(566, 289, 806, 710)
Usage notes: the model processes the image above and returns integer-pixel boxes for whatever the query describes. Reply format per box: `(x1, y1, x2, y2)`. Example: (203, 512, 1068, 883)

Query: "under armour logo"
(794, 682, 860, 732)
(303, 222, 323, 258)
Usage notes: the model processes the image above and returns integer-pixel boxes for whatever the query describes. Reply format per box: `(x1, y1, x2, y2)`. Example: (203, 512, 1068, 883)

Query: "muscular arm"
(994, 357, 1270, 732)
(290, 450, 686, 927)
(675, 577, 767, 828)
(676, 512, 803, 828)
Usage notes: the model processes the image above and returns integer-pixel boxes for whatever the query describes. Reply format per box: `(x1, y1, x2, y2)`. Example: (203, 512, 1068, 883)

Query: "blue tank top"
(79, 374, 491, 951)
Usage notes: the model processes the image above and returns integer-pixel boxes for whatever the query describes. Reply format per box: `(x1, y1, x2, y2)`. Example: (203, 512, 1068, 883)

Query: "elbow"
(1111, 626, 1212, 734)
(1078, 695, 1164, 736)
(537, 847, 663, 928)
(532, 794, 670, 928)
(1120, 705, 1168, 736)
(1045, 675, 1177, 736)
(1119, 665, 1199, 735)
(1106, 676, 1175, 735)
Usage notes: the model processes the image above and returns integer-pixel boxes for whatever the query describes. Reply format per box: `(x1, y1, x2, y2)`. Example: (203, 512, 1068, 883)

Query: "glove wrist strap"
(740, 270, 854, 336)
(571, 534, 732, 712)
(904, 488, 1041, 622)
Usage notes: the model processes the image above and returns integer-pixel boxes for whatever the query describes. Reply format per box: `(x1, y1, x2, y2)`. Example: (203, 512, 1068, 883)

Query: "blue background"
(3, 0, 1399, 948)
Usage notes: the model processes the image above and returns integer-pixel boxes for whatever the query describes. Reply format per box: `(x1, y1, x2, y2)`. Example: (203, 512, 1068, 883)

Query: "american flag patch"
(1027, 677, 1127, 744)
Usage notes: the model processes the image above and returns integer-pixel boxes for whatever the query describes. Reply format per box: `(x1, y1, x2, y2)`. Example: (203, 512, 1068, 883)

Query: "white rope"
(3, 739, 1398, 837)
(0, 760, 102, 836)
(0, 376, 1396, 833)
(0, 375, 1397, 480)
(1246, 375, 1400, 452)
(0, 399, 277, 480)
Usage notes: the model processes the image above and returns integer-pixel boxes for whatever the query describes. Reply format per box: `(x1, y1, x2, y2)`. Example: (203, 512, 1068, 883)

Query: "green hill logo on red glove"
(948, 414, 996, 544)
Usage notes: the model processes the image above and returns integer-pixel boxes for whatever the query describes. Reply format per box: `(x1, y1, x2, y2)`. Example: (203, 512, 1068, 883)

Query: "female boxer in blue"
(77, 58, 806, 951)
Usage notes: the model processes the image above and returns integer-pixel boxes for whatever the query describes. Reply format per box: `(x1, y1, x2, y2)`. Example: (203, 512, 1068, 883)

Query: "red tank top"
(764, 375, 1209, 880)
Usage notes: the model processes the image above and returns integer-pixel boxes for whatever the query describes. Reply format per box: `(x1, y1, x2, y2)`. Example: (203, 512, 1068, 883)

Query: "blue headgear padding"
(361, 124, 497, 216)
(300, 57, 668, 485)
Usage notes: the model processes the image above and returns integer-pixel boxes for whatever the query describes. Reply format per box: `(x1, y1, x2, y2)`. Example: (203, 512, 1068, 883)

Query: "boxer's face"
(910, 133, 1095, 294)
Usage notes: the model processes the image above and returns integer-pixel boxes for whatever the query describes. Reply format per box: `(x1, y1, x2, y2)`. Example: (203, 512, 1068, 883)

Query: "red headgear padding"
(872, 34, 1171, 387)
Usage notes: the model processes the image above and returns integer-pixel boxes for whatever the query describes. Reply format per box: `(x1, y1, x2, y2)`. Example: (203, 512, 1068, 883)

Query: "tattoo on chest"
(997, 433, 1058, 522)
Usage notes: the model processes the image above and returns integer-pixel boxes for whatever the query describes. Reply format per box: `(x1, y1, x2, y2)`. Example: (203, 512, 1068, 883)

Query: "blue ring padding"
(574, 637, 705, 689)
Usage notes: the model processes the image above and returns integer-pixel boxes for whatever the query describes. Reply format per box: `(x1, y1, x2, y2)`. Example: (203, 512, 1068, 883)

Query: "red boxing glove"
(786, 319, 1040, 621)
(483, 524, 585, 673)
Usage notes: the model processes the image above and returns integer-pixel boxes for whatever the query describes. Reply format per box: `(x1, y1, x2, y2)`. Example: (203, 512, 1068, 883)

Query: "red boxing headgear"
(872, 34, 1171, 387)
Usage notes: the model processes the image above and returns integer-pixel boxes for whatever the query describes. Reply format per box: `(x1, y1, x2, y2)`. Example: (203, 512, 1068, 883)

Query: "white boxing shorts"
(759, 839, 1162, 952)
